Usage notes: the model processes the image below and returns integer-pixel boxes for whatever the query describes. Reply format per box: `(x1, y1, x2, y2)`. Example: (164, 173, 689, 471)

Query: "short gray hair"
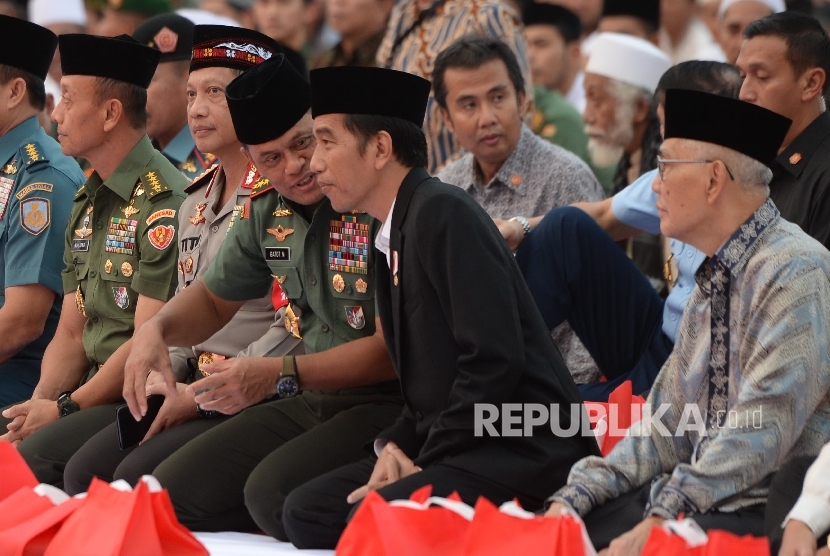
(685, 139, 773, 191)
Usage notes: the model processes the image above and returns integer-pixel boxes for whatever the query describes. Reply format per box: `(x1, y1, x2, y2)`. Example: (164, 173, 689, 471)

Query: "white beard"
(587, 139, 625, 168)
(586, 100, 637, 168)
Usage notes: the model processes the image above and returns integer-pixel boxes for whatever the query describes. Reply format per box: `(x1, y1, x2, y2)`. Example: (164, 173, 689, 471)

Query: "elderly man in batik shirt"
(545, 89, 830, 556)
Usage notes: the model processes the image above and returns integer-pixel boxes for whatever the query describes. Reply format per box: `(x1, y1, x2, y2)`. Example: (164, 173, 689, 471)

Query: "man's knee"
(244, 463, 292, 541)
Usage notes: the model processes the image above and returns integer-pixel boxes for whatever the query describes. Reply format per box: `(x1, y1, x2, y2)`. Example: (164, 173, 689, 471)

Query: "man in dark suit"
(280, 65, 601, 550)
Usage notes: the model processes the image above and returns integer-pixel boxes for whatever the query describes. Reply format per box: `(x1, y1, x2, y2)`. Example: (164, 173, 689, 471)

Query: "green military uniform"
(150, 180, 403, 537)
(16, 135, 188, 487)
(0, 117, 86, 406)
(159, 125, 216, 183)
(531, 85, 616, 195)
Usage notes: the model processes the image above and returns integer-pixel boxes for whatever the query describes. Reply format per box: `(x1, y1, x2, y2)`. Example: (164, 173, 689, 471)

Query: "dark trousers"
(63, 415, 231, 495)
(282, 457, 544, 550)
(582, 483, 766, 550)
(515, 207, 673, 401)
(149, 391, 403, 539)
(11, 403, 122, 489)
(765, 455, 827, 554)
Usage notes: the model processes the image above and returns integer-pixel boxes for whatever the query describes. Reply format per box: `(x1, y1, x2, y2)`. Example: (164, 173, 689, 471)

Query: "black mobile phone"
(115, 394, 165, 450)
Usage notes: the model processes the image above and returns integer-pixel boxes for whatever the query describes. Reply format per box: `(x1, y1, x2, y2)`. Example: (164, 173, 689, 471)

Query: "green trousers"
(152, 388, 403, 540)
(6, 403, 123, 489)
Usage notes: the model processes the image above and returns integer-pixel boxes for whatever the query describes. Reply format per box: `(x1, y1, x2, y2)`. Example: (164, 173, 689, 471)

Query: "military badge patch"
(345, 306, 365, 329)
(15, 182, 53, 200)
(148, 225, 175, 250)
(105, 218, 138, 255)
(20, 197, 50, 235)
(112, 286, 130, 309)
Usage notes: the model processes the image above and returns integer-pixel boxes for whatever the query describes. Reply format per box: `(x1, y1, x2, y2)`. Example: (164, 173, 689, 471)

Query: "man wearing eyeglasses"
(547, 88, 830, 556)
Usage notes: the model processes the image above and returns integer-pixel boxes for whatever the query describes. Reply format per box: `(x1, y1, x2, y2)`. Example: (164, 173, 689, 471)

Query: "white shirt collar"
(374, 199, 396, 267)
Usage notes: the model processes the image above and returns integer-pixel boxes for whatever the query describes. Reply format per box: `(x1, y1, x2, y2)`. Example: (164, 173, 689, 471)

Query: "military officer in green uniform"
(0, 16, 86, 406)
(132, 13, 216, 182)
(122, 54, 403, 538)
(0, 33, 187, 488)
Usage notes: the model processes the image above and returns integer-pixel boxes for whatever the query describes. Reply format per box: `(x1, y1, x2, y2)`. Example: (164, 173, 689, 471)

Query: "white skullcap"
(718, 0, 785, 20)
(585, 33, 672, 94)
(175, 8, 241, 27)
(29, 0, 86, 28)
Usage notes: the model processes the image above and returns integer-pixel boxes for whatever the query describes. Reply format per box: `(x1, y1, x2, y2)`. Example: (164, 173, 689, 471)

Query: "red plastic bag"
(584, 381, 647, 456)
(461, 498, 593, 556)
(0, 493, 84, 556)
(0, 486, 65, 533)
(336, 487, 472, 556)
(44, 477, 208, 556)
(0, 441, 38, 501)
(641, 521, 770, 556)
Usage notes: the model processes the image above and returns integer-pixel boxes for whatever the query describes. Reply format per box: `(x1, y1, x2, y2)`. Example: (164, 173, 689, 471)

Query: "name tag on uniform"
(72, 239, 90, 252)
(264, 247, 290, 261)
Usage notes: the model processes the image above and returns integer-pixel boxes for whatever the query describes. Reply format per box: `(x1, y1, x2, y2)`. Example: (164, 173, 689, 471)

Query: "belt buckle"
(197, 351, 226, 377)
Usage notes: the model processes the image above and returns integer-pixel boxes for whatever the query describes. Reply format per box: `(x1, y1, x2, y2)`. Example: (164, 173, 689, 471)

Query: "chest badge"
(267, 224, 294, 242)
(190, 202, 208, 225)
(104, 259, 113, 274)
(121, 201, 139, 218)
(112, 286, 130, 310)
(332, 274, 345, 293)
(121, 261, 133, 277)
(2, 162, 17, 175)
(273, 206, 292, 217)
(355, 278, 368, 294)
(345, 306, 365, 329)
(75, 215, 92, 239)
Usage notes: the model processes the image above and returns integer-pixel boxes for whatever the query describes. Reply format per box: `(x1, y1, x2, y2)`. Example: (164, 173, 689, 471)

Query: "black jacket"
(376, 168, 600, 504)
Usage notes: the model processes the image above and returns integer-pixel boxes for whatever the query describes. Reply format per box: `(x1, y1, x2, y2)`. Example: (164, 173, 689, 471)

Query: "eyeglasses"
(656, 157, 735, 181)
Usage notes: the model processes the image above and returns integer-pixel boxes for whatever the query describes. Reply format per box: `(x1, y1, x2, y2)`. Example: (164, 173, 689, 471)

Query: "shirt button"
(321, 324, 329, 332)
(671, 240, 676, 246)
(91, 315, 99, 322)
(310, 277, 317, 286)
(90, 270, 97, 277)
(685, 286, 691, 293)
(671, 315, 677, 321)
(687, 251, 693, 258)
(309, 234, 316, 242)
(96, 222, 104, 229)
(346, 286, 353, 295)
(211, 225, 219, 233)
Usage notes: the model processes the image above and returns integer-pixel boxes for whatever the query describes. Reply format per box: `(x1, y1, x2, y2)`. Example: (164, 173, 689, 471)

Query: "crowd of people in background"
(1, 0, 830, 555)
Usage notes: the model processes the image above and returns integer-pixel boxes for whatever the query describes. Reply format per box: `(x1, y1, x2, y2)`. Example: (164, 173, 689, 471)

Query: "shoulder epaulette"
(141, 169, 172, 202)
(242, 163, 275, 199)
(21, 141, 49, 172)
(73, 185, 87, 201)
(184, 163, 220, 194)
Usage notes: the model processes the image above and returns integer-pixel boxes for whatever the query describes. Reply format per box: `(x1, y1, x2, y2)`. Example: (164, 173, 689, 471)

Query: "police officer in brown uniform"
(0, 33, 187, 488)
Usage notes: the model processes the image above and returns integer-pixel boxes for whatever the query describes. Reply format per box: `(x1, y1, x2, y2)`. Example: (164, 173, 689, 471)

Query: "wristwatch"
(275, 355, 300, 399)
(509, 216, 531, 238)
(57, 391, 81, 418)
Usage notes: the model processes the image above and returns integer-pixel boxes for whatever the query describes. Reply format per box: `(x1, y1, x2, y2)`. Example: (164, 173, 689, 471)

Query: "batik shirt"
(376, 0, 533, 173)
(551, 200, 830, 519)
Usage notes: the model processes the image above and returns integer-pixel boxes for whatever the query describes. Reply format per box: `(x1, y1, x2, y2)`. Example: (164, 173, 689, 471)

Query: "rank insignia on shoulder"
(141, 170, 172, 200)
(178, 158, 197, 174)
(267, 225, 294, 242)
(24, 143, 44, 165)
(345, 306, 365, 329)
(148, 225, 175, 250)
(20, 197, 50, 235)
(113, 286, 130, 310)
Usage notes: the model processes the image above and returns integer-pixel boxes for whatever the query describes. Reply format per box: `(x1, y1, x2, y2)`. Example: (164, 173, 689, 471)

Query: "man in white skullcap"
(583, 32, 672, 291)
(717, 0, 785, 62)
